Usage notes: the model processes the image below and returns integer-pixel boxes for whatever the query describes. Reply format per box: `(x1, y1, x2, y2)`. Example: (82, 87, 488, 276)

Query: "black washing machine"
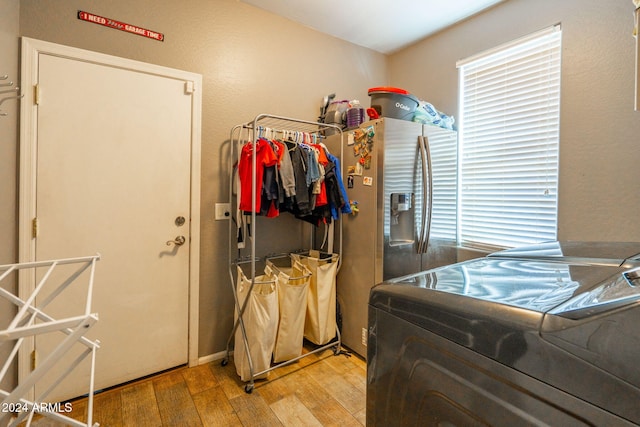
(367, 241, 640, 426)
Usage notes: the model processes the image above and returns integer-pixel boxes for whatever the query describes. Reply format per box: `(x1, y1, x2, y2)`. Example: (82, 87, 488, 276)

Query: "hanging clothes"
(304, 145, 321, 188)
(289, 143, 312, 216)
(274, 139, 296, 199)
(311, 143, 329, 208)
(237, 130, 351, 224)
(325, 151, 352, 218)
(260, 140, 280, 218)
(238, 138, 278, 213)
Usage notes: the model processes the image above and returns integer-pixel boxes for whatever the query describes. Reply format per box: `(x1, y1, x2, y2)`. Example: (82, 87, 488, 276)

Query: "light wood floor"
(27, 345, 366, 426)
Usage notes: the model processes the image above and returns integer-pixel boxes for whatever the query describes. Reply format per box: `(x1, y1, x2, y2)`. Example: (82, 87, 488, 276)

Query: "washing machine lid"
(380, 259, 629, 316)
(376, 241, 640, 315)
(489, 241, 640, 265)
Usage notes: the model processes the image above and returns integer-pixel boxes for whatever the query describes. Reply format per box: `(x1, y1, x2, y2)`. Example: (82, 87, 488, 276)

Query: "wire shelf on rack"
(239, 113, 342, 135)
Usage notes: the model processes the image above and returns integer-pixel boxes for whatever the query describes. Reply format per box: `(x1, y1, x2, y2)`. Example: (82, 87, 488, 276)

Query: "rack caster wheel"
(221, 358, 229, 366)
(244, 384, 254, 394)
(333, 346, 351, 357)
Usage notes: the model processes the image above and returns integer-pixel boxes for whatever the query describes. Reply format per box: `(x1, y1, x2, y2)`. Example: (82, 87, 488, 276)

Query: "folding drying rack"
(0, 255, 100, 427)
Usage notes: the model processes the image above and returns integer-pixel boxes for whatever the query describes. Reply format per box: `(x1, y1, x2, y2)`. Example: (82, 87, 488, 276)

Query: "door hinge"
(31, 350, 37, 371)
(34, 84, 40, 105)
(32, 217, 39, 238)
(184, 81, 195, 94)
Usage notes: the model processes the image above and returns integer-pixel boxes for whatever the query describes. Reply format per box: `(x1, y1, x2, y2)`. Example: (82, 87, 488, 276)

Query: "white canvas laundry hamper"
(292, 250, 340, 345)
(265, 256, 312, 363)
(234, 265, 278, 382)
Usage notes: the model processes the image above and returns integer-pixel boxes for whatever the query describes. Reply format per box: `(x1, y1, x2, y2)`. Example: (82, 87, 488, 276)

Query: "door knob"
(166, 235, 186, 246)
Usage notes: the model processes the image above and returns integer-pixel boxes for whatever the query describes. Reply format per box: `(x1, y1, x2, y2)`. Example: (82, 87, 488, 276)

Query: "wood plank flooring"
(25, 346, 366, 426)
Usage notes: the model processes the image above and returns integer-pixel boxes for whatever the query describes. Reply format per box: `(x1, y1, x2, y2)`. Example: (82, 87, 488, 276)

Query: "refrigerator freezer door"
(380, 118, 425, 280)
(420, 124, 458, 271)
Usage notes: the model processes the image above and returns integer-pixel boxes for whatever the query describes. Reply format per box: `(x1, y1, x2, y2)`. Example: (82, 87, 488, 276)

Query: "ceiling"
(240, 0, 506, 54)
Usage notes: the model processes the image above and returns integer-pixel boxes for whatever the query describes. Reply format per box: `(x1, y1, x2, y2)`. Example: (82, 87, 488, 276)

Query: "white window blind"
(457, 26, 561, 249)
(429, 130, 458, 240)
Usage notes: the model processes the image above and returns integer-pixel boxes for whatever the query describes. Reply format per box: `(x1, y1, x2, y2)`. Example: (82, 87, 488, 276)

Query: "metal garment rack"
(222, 113, 347, 393)
(0, 255, 101, 427)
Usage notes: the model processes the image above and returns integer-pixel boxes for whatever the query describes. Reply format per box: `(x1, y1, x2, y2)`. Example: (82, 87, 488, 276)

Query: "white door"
(19, 39, 201, 402)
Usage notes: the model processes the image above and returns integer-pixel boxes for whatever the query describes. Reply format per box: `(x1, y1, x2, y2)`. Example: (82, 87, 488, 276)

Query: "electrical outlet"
(215, 203, 230, 220)
(362, 327, 368, 347)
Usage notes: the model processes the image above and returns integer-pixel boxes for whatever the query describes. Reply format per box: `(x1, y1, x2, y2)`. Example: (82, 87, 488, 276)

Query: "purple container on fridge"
(346, 100, 365, 129)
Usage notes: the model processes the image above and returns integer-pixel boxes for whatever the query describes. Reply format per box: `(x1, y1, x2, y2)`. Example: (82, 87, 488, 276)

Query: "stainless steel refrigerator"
(323, 117, 457, 357)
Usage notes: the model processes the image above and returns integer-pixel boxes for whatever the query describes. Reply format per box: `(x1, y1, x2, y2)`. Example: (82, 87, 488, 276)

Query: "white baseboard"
(197, 350, 232, 366)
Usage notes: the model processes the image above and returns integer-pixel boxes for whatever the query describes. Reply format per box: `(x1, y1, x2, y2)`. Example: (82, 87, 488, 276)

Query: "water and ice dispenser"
(390, 192, 415, 246)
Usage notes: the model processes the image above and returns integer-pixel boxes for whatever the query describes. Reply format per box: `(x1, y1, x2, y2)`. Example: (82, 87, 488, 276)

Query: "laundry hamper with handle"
(234, 265, 278, 382)
(291, 250, 339, 345)
(265, 256, 312, 363)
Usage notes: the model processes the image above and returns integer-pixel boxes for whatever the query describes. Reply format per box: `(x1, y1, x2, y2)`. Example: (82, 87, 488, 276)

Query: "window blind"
(457, 26, 561, 249)
(429, 130, 458, 240)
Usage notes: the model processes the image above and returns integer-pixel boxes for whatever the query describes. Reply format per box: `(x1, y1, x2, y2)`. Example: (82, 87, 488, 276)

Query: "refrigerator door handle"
(417, 136, 427, 253)
(417, 136, 432, 254)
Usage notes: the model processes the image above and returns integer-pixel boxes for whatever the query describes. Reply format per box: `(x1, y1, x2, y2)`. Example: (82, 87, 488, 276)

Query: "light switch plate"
(215, 203, 230, 220)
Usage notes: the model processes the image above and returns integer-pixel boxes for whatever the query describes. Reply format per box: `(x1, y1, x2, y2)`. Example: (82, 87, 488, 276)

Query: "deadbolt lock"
(175, 216, 186, 226)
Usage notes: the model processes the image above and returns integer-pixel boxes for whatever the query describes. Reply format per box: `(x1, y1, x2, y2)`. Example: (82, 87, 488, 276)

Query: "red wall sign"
(78, 11, 164, 42)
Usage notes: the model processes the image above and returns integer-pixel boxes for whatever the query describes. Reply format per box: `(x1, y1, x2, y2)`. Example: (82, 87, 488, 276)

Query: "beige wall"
(390, 0, 640, 243)
(0, 0, 20, 391)
(15, 0, 388, 359)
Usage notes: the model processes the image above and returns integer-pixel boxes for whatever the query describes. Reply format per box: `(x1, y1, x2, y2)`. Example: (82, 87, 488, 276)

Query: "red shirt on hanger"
(312, 144, 329, 207)
(238, 138, 278, 213)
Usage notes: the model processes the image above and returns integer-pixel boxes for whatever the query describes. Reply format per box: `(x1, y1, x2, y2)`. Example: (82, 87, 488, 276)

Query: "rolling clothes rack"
(223, 114, 347, 393)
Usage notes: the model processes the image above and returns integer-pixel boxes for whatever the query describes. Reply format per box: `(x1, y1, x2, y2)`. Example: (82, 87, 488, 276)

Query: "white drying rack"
(0, 255, 101, 427)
